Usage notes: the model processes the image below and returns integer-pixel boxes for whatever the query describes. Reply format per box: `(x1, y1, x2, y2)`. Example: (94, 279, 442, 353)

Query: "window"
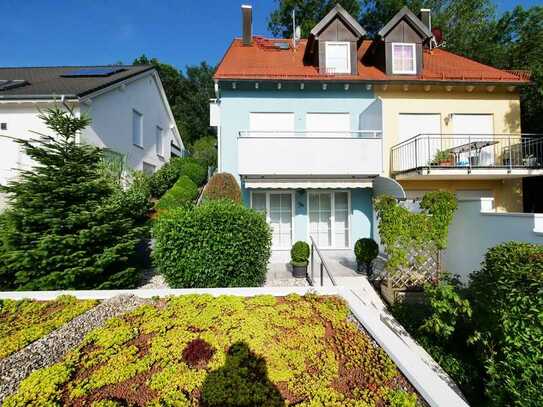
(156, 125, 164, 157)
(132, 109, 143, 147)
(308, 191, 350, 248)
(0, 123, 6, 130)
(251, 191, 293, 249)
(325, 42, 350, 74)
(392, 43, 416, 74)
(142, 162, 156, 175)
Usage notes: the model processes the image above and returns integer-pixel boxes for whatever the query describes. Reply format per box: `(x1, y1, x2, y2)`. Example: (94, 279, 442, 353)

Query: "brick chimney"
(242, 5, 253, 46)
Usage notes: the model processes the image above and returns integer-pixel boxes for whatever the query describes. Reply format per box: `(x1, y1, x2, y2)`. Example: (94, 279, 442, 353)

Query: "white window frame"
(156, 125, 164, 157)
(391, 42, 417, 75)
(307, 190, 352, 249)
(132, 109, 143, 148)
(325, 41, 351, 74)
(250, 191, 295, 250)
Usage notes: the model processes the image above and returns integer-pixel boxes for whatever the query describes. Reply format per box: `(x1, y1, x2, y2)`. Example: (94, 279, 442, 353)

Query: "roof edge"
(378, 6, 433, 39)
(310, 4, 366, 38)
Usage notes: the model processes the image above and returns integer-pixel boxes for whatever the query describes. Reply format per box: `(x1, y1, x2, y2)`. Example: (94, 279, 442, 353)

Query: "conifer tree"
(0, 106, 144, 290)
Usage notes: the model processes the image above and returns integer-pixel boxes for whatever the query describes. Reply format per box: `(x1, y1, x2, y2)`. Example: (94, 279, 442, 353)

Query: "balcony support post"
(468, 133, 472, 174)
(508, 136, 512, 173)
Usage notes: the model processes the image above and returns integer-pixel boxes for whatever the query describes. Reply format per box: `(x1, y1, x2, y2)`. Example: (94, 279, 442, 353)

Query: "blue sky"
(2, 0, 539, 71)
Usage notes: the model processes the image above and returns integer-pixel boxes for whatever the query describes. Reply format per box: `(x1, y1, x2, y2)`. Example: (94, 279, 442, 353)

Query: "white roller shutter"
(249, 112, 294, 137)
(306, 113, 350, 137)
(452, 114, 494, 165)
(398, 114, 441, 169)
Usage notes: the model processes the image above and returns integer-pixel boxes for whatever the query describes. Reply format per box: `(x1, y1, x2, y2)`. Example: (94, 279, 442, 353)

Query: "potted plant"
(290, 241, 310, 278)
(354, 238, 379, 277)
(431, 150, 454, 167)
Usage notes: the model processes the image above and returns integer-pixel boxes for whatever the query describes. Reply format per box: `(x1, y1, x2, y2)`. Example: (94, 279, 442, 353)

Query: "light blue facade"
(220, 81, 379, 247)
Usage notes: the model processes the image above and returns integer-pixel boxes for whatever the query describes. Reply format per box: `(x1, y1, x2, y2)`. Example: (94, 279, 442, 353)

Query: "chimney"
(242, 5, 253, 46)
(420, 9, 431, 31)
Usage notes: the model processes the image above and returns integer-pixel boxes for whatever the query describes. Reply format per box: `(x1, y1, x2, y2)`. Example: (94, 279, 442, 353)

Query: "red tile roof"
(214, 37, 530, 84)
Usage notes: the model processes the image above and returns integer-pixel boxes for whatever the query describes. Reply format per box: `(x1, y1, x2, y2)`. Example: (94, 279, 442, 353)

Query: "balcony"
(237, 131, 383, 177)
(391, 134, 543, 180)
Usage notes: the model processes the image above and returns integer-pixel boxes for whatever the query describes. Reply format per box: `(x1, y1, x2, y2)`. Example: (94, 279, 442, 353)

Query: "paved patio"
(264, 249, 386, 288)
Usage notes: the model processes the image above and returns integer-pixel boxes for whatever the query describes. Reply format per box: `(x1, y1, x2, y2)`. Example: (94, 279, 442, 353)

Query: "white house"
(0, 65, 184, 190)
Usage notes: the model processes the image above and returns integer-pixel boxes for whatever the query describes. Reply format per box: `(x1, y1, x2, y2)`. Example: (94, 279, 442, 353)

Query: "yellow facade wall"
(376, 85, 523, 211)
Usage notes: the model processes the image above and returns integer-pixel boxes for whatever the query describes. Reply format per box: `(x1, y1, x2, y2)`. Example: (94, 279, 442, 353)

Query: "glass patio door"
(308, 191, 350, 248)
(309, 192, 332, 247)
(251, 192, 293, 249)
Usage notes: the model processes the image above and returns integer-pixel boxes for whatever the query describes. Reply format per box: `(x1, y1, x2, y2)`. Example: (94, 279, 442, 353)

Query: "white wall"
(0, 102, 66, 186)
(80, 73, 174, 172)
(445, 198, 543, 281)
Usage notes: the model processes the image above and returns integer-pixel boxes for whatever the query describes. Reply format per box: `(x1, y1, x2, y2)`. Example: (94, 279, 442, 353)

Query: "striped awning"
(243, 178, 373, 189)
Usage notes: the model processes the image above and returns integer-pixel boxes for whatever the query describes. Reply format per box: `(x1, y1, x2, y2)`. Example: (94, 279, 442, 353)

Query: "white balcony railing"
(238, 131, 383, 177)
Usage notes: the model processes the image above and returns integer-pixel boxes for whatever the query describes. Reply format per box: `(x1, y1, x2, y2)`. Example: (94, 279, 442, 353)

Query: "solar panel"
(274, 42, 290, 50)
(0, 80, 29, 91)
(61, 67, 126, 77)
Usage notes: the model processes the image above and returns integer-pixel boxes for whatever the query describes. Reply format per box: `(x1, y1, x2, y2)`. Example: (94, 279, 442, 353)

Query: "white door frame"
(250, 190, 295, 250)
(306, 190, 352, 249)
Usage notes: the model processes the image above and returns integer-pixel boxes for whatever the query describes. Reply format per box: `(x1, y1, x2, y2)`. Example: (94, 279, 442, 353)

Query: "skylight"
(61, 68, 126, 77)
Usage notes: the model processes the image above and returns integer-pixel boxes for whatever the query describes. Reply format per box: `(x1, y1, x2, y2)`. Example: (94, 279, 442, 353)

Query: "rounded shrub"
(175, 157, 207, 186)
(354, 238, 379, 264)
(202, 172, 242, 203)
(155, 175, 198, 212)
(148, 158, 182, 198)
(290, 241, 310, 266)
(153, 200, 271, 287)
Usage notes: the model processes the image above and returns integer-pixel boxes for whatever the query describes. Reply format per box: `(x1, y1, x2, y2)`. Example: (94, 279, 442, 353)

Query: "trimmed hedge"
(177, 157, 207, 186)
(148, 159, 182, 198)
(469, 241, 543, 405)
(202, 172, 242, 203)
(155, 175, 198, 211)
(149, 157, 207, 198)
(153, 200, 271, 287)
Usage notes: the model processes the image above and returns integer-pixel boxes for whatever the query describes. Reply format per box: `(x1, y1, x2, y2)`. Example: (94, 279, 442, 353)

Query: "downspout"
(214, 80, 222, 172)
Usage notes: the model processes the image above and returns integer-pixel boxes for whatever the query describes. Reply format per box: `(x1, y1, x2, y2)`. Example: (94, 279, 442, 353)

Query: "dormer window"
(392, 43, 416, 74)
(325, 42, 351, 74)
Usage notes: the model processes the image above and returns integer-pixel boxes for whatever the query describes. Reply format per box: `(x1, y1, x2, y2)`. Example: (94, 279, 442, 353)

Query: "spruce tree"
(0, 106, 144, 290)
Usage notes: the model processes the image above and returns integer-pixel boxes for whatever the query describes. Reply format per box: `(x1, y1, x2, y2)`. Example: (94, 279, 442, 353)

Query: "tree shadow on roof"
(200, 341, 285, 407)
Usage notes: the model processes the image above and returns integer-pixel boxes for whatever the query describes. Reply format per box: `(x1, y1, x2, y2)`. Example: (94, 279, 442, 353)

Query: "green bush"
(354, 238, 379, 264)
(391, 279, 484, 403)
(148, 158, 182, 198)
(290, 241, 310, 266)
(110, 171, 152, 222)
(470, 241, 543, 405)
(177, 157, 207, 186)
(153, 200, 271, 287)
(202, 172, 242, 203)
(155, 175, 198, 211)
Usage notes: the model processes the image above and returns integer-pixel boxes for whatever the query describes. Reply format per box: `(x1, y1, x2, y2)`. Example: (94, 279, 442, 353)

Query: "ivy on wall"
(374, 191, 458, 274)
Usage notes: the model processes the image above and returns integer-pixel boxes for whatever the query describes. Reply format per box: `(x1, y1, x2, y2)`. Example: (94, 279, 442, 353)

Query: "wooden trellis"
(380, 245, 441, 304)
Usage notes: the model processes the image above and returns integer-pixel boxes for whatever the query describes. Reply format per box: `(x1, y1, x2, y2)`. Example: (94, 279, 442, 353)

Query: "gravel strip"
(0, 294, 150, 402)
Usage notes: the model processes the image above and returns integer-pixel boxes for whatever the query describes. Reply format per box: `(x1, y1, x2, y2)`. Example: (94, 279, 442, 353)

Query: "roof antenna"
(292, 9, 301, 48)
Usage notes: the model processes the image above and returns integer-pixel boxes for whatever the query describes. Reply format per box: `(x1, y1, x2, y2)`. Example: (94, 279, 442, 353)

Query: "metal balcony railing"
(391, 134, 543, 174)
